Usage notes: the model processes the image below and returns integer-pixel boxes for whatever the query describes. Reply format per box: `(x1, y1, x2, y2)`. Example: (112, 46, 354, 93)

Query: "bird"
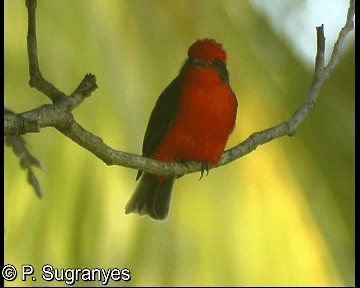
(125, 38, 238, 220)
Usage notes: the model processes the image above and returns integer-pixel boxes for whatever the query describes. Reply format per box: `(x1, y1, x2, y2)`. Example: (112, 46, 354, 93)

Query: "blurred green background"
(4, 1, 354, 286)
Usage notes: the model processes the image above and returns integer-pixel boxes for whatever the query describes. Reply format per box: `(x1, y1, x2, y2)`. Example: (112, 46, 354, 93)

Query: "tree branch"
(4, 0, 355, 178)
(25, 0, 66, 103)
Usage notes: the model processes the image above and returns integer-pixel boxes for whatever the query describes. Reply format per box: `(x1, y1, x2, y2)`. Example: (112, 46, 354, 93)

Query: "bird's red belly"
(153, 73, 237, 165)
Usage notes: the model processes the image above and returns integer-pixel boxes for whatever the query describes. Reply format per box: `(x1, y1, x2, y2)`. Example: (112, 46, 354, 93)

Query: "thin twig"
(26, 0, 67, 103)
(325, 0, 355, 77)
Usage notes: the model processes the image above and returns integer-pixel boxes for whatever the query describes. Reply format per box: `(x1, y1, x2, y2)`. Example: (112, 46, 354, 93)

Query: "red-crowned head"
(188, 39, 227, 65)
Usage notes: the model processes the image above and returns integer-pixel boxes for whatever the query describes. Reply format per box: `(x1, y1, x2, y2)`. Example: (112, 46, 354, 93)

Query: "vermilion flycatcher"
(125, 39, 238, 220)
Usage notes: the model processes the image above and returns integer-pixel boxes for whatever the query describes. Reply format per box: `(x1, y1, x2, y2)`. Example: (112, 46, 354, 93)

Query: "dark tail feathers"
(125, 173, 175, 220)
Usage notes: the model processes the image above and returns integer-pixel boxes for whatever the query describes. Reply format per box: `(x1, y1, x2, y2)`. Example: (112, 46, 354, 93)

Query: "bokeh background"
(4, 1, 354, 286)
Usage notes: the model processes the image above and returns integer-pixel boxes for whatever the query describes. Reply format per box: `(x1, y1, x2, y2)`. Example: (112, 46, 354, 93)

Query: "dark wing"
(136, 75, 184, 180)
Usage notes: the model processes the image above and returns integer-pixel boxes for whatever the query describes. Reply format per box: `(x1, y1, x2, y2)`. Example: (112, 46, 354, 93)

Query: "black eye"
(212, 58, 223, 67)
(194, 58, 208, 66)
(212, 58, 229, 83)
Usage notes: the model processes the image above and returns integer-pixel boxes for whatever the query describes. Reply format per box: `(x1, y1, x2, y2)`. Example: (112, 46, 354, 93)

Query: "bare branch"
(68, 74, 98, 110)
(315, 25, 325, 73)
(4, 0, 355, 178)
(4, 109, 40, 135)
(26, 0, 67, 103)
(325, 0, 355, 77)
(4, 105, 74, 135)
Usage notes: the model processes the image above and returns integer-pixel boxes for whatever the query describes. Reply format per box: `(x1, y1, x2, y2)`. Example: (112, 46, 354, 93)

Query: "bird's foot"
(199, 162, 209, 180)
(175, 160, 209, 180)
(176, 160, 191, 179)
(178, 160, 190, 170)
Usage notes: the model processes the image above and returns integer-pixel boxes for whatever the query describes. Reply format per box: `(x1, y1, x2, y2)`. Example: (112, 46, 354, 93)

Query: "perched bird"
(125, 39, 238, 220)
